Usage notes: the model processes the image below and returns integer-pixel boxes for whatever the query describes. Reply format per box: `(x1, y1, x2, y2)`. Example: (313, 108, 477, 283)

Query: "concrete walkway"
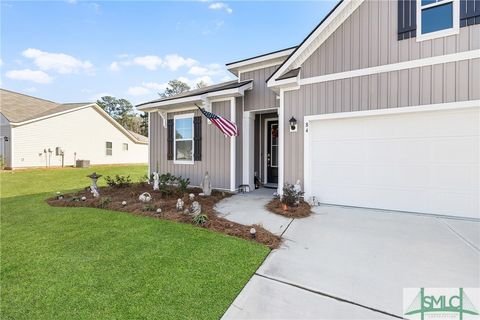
(215, 188, 292, 235)
(222, 204, 480, 319)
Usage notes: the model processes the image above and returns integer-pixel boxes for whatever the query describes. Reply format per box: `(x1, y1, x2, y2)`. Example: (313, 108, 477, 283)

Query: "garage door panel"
(306, 107, 479, 219)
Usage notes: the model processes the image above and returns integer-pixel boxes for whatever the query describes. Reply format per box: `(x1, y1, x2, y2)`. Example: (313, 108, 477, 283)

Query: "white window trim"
(416, 0, 459, 42)
(173, 113, 195, 165)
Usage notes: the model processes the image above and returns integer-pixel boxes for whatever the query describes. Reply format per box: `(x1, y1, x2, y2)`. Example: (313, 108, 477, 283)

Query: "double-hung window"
(106, 142, 112, 156)
(174, 114, 194, 164)
(417, 0, 459, 41)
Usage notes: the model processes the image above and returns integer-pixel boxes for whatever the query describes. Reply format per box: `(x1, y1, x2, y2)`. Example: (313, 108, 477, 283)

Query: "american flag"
(195, 104, 239, 137)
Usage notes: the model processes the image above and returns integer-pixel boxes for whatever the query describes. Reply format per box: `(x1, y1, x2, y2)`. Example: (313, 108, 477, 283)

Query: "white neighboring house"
(0, 89, 148, 169)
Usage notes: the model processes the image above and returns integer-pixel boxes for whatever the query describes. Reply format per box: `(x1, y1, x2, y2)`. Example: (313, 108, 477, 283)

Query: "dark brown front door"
(266, 120, 278, 184)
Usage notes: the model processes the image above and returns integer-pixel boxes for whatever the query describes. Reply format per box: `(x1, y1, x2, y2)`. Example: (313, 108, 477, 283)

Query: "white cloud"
(142, 81, 169, 92)
(5, 69, 53, 84)
(208, 2, 232, 13)
(22, 48, 94, 75)
(188, 63, 223, 76)
(178, 76, 213, 88)
(0, 58, 3, 67)
(127, 86, 150, 96)
(128, 54, 197, 71)
(133, 55, 163, 70)
(109, 61, 120, 71)
(163, 54, 197, 71)
(221, 75, 234, 82)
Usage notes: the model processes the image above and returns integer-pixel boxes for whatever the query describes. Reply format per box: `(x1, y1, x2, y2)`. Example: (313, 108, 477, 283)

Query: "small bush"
(281, 183, 304, 207)
(176, 176, 190, 195)
(192, 214, 208, 226)
(138, 174, 150, 186)
(98, 196, 112, 208)
(105, 175, 132, 188)
(142, 204, 156, 212)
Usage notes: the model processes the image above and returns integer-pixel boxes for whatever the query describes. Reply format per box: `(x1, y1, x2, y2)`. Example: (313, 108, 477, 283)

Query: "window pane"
(176, 140, 193, 161)
(106, 142, 112, 148)
(421, 2, 453, 34)
(271, 146, 278, 167)
(271, 124, 278, 146)
(421, 0, 438, 6)
(175, 118, 192, 139)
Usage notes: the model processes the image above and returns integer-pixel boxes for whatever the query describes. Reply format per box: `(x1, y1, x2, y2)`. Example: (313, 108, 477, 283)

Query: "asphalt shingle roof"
(0, 89, 91, 123)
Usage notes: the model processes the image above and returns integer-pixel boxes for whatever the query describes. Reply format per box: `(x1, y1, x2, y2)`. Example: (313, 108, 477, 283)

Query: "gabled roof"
(267, 0, 364, 86)
(136, 80, 253, 109)
(0, 88, 147, 144)
(0, 89, 89, 123)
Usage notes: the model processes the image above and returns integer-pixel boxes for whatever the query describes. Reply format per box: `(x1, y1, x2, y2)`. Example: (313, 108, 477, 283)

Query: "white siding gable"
(11, 106, 147, 168)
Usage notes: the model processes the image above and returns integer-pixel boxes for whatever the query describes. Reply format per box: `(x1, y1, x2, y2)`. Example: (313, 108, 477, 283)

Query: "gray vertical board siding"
(149, 101, 232, 190)
(241, 65, 280, 111)
(235, 97, 243, 187)
(283, 59, 480, 186)
(301, 1, 480, 79)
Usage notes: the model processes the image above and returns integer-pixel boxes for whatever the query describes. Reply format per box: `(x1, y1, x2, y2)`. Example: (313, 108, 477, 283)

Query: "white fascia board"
(138, 82, 253, 112)
(268, 0, 363, 88)
(226, 48, 295, 71)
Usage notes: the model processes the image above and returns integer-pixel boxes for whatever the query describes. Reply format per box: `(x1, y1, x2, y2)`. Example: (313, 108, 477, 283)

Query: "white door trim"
(264, 117, 279, 184)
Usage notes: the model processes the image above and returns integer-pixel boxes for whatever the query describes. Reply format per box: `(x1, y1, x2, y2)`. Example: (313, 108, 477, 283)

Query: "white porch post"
(242, 111, 255, 191)
(278, 88, 285, 195)
(230, 97, 236, 192)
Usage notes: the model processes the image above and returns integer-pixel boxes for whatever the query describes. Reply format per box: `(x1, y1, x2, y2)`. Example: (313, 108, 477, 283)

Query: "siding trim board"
(298, 49, 480, 86)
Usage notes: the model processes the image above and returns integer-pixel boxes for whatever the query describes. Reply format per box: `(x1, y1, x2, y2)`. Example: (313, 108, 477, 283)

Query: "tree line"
(96, 79, 206, 137)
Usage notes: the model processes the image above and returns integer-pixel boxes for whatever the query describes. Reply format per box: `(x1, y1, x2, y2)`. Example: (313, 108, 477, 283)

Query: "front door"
(266, 120, 278, 184)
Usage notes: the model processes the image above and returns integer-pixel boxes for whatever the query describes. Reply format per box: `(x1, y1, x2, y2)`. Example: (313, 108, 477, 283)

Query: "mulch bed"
(47, 184, 281, 249)
(265, 199, 312, 218)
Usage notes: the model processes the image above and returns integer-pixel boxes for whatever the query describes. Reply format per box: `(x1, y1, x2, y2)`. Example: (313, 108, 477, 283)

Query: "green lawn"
(1, 165, 269, 319)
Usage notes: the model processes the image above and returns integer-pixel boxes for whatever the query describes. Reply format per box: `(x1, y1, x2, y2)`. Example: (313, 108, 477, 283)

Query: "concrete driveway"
(223, 204, 480, 319)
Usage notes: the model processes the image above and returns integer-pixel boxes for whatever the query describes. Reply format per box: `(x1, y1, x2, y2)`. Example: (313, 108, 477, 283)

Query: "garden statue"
(152, 172, 160, 191)
(87, 172, 102, 191)
(139, 192, 152, 203)
(156, 208, 162, 214)
(200, 171, 212, 196)
(293, 180, 302, 194)
(91, 188, 99, 198)
(122, 201, 127, 206)
(190, 201, 201, 216)
(176, 198, 184, 211)
(189, 193, 195, 201)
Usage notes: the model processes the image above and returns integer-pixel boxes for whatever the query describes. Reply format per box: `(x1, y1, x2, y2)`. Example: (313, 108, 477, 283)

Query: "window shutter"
(193, 116, 202, 161)
(460, 0, 480, 27)
(167, 119, 174, 161)
(398, 0, 417, 41)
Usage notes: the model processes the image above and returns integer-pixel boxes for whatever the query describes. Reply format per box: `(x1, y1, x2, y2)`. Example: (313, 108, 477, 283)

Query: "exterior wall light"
(289, 116, 298, 132)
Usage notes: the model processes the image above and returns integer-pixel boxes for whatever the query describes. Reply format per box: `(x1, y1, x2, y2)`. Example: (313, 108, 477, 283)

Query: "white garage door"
(305, 106, 479, 219)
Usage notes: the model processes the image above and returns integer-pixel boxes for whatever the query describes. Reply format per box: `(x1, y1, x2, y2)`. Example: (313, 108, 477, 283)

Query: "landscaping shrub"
(281, 183, 304, 207)
(105, 175, 132, 188)
(98, 196, 112, 208)
(192, 214, 208, 226)
(176, 176, 190, 195)
(142, 204, 156, 212)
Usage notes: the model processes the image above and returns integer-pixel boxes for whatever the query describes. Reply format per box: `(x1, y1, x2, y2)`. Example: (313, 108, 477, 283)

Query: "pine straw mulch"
(47, 184, 281, 249)
(265, 199, 312, 218)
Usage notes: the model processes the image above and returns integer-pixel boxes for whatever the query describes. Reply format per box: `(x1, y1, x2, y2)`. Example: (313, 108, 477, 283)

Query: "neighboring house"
(137, 0, 479, 219)
(0, 89, 148, 169)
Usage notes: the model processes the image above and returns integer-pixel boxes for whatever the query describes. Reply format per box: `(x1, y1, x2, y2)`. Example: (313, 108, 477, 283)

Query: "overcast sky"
(1, 0, 337, 107)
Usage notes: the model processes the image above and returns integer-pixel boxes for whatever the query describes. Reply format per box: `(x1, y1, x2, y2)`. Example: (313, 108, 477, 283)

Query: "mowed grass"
(0, 165, 269, 319)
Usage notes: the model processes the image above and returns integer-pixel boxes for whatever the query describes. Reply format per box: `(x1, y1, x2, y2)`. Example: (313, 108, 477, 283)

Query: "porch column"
(242, 111, 255, 191)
